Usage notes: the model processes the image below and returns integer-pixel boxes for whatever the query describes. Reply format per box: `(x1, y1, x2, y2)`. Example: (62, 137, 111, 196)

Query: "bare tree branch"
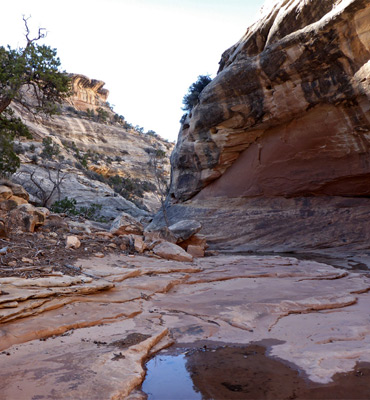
(22, 15, 46, 47)
(149, 152, 170, 227)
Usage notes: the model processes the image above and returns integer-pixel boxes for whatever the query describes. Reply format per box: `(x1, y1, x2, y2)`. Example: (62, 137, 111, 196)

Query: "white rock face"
(11, 74, 174, 218)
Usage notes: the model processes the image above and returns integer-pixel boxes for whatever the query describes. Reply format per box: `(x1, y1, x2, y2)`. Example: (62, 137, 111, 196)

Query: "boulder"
(110, 212, 144, 236)
(8, 196, 28, 206)
(65, 236, 81, 249)
(0, 186, 12, 201)
(168, 220, 202, 243)
(8, 204, 46, 233)
(6, 183, 29, 201)
(144, 227, 177, 244)
(153, 241, 193, 262)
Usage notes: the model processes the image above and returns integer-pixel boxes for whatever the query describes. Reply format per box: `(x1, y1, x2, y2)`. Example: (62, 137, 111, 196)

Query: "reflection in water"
(142, 344, 370, 400)
(142, 353, 201, 400)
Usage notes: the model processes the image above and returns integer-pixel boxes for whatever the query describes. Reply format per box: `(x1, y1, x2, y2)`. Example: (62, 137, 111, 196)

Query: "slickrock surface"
(152, 196, 370, 253)
(1, 253, 370, 398)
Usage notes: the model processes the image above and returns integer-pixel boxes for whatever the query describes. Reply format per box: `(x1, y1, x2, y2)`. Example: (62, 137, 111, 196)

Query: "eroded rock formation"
(11, 74, 173, 216)
(170, 0, 370, 201)
(68, 74, 109, 112)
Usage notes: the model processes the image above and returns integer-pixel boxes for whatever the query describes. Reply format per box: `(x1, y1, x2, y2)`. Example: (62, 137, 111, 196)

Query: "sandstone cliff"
(11, 74, 173, 219)
(164, 0, 370, 253)
(170, 0, 370, 201)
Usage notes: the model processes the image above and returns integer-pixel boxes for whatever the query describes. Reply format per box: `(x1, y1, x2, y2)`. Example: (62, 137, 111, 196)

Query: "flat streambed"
(143, 343, 370, 399)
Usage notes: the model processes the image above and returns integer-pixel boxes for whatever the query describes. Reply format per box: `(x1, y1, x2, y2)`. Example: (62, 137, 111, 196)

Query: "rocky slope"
(165, 0, 370, 253)
(11, 74, 173, 219)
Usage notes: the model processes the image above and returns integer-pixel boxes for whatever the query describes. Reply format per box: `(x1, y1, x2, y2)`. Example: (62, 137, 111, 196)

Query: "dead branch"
(23, 15, 46, 47)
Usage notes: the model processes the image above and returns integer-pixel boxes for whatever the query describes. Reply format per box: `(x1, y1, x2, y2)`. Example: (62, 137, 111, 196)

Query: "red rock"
(110, 212, 143, 236)
(170, 0, 370, 202)
(186, 245, 205, 258)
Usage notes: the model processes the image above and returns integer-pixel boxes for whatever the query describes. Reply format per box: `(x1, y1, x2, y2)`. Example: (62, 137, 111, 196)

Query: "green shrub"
(41, 137, 60, 160)
(51, 197, 107, 222)
(50, 197, 78, 215)
(182, 75, 212, 111)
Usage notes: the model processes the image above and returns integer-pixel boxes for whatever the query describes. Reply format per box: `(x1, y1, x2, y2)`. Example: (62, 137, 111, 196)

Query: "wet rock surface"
(0, 253, 370, 398)
(155, 344, 370, 400)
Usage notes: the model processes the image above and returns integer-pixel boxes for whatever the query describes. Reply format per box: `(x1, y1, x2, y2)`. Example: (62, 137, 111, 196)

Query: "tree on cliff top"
(0, 16, 71, 177)
(182, 74, 212, 112)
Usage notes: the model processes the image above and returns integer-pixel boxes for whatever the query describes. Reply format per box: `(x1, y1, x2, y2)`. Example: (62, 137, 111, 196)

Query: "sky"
(2, 0, 265, 142)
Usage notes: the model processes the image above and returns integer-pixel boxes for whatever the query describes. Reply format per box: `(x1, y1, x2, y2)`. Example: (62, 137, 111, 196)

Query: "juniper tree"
(0, 16, 70, 176)
(182, 75, 212, 112)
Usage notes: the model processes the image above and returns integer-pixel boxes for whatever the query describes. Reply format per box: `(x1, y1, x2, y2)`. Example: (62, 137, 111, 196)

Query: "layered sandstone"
(170, 0, 370, 202)
(1, 254, 370, 398)
(68, 74, 109, 112)
(12, 74, 173, 216)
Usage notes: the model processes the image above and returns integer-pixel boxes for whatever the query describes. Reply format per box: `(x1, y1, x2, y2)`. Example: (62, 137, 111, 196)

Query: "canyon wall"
(12, 75, 173, 218)
(165, 0, 370, 253)
(170, 0, 370, 202)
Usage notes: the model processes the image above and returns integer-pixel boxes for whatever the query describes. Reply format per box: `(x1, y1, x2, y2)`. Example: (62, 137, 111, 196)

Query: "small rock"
(131, 235, 146, 254)
(187, 244, 205, 258)
(179, 234, 207, 250)
(95, 231, 114, 239)
(37, 207, 50, 217)
(7, 261, 17, 267)
(120, 243, 128, 251)
(110, 212, 143, 236)
(65, 235, 81, 249)
(21, 257, 34, 264)
(0, 220, 6, 238)
(119, 236, 132, 251)
(49, 232, 58, 238)
(94, 252, 105, 258)
(107, 242, 117, 249)
(0, 246, 8, 255)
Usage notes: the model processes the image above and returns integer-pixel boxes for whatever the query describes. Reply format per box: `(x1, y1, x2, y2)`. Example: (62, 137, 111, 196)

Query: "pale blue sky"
(2, 0, 265, 141)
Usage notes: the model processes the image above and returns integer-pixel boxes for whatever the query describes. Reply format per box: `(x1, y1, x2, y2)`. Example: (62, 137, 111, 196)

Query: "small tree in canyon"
(0, 16, 70, 177)
(149, 149, 170, 227)
(13, 138, 69, 207)
(182, 74, 212, 112)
